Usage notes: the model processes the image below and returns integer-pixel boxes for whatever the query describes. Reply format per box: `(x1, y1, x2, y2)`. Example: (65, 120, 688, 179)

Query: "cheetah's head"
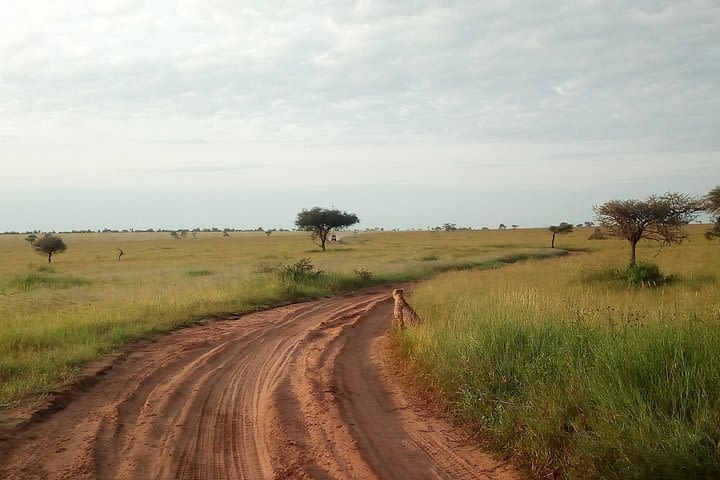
(392, 288, 404, 299)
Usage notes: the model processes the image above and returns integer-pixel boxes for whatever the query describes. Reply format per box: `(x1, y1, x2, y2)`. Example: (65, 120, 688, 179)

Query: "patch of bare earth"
(0, 287, 521, 479)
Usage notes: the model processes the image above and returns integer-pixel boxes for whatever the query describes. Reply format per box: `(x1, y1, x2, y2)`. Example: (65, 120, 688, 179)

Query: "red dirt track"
(0, 288, 519, 479)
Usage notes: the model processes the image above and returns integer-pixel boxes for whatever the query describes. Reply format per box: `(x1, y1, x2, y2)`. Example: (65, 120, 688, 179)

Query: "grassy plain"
(5, 225, 718, 478)
(0, 228, 559, 415)
(402, 224, 720, 479)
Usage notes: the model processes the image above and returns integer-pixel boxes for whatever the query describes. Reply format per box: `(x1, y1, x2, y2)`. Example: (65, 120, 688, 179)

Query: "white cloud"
(0, 0, 718, 228)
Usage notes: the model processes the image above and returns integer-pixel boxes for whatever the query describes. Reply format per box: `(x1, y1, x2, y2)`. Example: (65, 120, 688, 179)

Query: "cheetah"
(391, 288, 421, 330)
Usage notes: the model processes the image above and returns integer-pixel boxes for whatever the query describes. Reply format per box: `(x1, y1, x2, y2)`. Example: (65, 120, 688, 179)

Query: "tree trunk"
(319, 229, 329, 251)
(629, 239, 638, 266)
(551, 233, 556, 248)
(48, 253, 52, 263)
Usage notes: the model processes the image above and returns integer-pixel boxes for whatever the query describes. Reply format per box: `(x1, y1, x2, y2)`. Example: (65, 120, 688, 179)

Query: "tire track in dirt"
(0, 287, 520, 480)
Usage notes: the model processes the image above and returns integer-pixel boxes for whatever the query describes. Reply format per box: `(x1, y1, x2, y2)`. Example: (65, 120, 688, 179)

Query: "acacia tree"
(548, 222, 573, 248)
(704, 186, 720, 240)
(33, 234, 67, 263)
(594, 193, 703, 266)
(295, 207, 359, 251)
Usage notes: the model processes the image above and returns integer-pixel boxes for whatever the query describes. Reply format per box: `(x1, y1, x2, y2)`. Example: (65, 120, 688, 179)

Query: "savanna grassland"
(4, 225, 719, 479)
(0, 228, 560, 417)
(402, 224, 720, 479)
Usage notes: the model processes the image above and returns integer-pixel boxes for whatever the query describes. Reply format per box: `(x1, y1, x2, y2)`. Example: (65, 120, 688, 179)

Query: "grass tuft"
(4, 273, 92, 291)
(185, 269, 215, 277)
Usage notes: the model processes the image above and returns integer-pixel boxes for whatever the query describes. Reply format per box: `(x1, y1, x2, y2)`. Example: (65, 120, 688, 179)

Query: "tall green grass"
(401, 235, 720, 479)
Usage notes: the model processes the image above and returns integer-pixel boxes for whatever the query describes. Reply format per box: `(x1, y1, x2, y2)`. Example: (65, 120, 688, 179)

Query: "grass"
(0, 228, 558, 413)
(400, 225, 720, 479)
(583, 261, 675, 288)
(4, 272, 92, 291)
(4, 225, 719, 479)
(185, 269, 215, 277)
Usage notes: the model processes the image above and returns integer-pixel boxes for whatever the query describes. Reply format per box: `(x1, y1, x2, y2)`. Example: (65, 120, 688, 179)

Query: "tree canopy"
(33, 234, 67, 263)
(594, 193, 703, 266)
(295, 207, 359, 251)
(548, 222, 573, 248)
(704, 186, 720, 241)
(705, 186, 720, 216)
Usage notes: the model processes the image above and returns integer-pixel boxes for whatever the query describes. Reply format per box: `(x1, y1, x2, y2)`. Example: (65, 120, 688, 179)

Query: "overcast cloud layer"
(1, 1, 718, 230)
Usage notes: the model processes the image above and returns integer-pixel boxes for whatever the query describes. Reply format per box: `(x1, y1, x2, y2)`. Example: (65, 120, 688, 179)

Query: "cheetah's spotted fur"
(391, 288, 421, 329)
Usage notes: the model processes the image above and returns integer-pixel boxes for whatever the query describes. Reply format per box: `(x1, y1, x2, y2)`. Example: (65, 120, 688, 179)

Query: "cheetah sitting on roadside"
(392, 288, 421, 330)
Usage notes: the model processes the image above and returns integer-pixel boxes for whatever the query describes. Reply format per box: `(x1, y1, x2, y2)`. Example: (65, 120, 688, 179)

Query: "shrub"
(279, 258, 324, 282)
(254, 260, 281, 275)
(353, 267, 373, 281)
(185, 269, 215, 277)
(585, 262, 672, 288)
(625, 262, 668, 287)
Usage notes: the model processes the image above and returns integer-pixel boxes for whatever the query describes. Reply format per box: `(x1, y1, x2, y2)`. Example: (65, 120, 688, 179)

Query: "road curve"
(0, 287, 519, 480)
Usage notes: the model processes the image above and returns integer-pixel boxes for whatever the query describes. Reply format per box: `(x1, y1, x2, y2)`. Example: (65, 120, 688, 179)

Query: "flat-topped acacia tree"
(548, 222, 573, 248)
(594, 193, 703, 266)
(295, 207, 359, 251)
(33, 234, 67, 263)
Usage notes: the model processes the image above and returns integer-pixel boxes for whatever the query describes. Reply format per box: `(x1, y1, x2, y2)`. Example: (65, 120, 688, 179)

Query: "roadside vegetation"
(3, 195, 719, 479)
(0, 228, 560, 415)
(400, 224, 720, 479)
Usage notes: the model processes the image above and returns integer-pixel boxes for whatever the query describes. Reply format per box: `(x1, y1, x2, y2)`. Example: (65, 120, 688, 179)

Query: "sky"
(1, 0, 719, 231)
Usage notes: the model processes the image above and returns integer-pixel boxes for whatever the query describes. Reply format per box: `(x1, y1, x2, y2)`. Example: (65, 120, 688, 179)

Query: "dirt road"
(0, 287, 518, 480)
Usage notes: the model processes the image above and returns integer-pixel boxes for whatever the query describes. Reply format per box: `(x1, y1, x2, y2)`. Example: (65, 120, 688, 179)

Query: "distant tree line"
(0, 227, 297, 235)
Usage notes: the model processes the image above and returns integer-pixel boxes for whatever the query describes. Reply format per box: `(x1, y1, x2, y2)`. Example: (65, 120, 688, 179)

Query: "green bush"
(585, 262, 672, 288)
(625, 262, 666, 286)
(279, 258, 324, 282)
(353, 267, 373, 281)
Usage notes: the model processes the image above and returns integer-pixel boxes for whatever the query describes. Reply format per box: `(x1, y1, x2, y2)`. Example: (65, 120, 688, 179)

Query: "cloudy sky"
(1, 0, 718, 231)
